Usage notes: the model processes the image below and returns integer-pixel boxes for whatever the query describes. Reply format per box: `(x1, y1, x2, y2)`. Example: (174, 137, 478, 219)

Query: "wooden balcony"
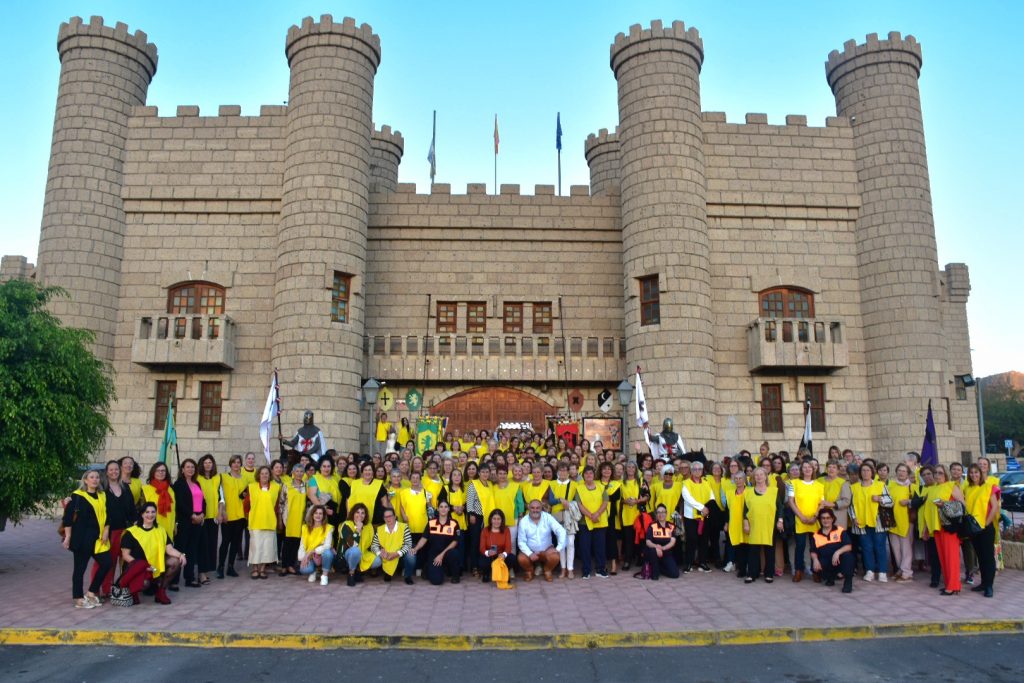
(131, 314, 237, 370)
(364, 334, 626, 383)
(747, 318, 848, 373)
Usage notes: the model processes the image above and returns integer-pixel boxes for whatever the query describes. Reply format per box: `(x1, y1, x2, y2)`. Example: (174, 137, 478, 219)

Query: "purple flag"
(920, 400, 938, 466)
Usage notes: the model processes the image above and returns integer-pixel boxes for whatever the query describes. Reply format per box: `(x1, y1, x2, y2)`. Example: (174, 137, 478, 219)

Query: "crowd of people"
(61, 425, 1003, 609)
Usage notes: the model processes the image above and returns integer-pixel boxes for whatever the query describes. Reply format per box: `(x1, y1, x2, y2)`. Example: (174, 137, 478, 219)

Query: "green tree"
(0, 280, 114, 526)
(982, 383, 1024, 452)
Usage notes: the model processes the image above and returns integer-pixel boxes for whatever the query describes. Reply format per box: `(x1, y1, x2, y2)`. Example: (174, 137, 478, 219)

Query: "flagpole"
(170, 395, 181, 472)
(557, 148, 562, 197)
(430, 110, 437, 184)
(493, 113, 498, 195)
(556, 112, 562, 196)
(559, 295, 570, 412)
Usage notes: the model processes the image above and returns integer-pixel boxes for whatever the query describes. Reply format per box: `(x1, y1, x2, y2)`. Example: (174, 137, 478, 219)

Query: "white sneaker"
(308, 572, 317, 583)
(877, 573, 888, 583)
(723, 562, 735, 573)
(320, 574, 329, 586)
(863, 571, 875, 582)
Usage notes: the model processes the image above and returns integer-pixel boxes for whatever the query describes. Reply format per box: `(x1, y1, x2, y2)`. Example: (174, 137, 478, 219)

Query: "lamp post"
(957, 374, 985, 458)
(362, 378, 381, 456)
(617, 378, 634, 454)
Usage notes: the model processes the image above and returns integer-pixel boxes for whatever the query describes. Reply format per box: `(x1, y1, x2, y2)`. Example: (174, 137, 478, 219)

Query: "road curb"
(1, 620, 1021, 650)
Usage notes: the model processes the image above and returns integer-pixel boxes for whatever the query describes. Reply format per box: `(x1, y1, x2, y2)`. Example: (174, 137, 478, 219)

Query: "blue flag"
(556, 112, 562, 151)
(920, 400, 938, 466)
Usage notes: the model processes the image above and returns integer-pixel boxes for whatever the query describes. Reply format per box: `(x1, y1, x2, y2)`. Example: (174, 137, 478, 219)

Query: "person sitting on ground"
(516, 499, 567, 582)
(809, 508, 855, 593)
(298, 505, 335, 586)
(368, 507, 415, 584)
(480, 509, 517, 583)
(644, 504, 680, 580)
(409, 500, 462, 585)
(341, 503, 374, 587)
(116, 502, 186, 605)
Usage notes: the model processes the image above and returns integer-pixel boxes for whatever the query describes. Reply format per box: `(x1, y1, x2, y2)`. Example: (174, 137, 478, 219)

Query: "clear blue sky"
(1, 1, 1019, 376)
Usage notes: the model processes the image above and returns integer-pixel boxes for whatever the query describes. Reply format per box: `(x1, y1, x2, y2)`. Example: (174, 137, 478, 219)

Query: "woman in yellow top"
(574, 466, 610, 578)
(965, 463, 999, 598)
(598, 462, 622, 575)
(917, 465, 942, 588)
(422, 459, 445, 506)
(929, 465, 964, 595)
(348, 461, 388, 525)
(62, 469, 111, 608)
(787, 460, 825, 582)
(217, 454, 247, 578)
(119, 455, 143, 505)
(706, 461, 728, 568)
(375, 411, 393, 452)
(398, 418, 412, 448)
(280, 463, 307, 575)
(298, 505, 335, 586)
(247, 466, 281, 579)
(340, 503, 374, 586)
(619, 461, 643, 570)
(551, 462, 578, 578)
(742, 467, 785, 583)
(398, 471, 430, 540)
(195, 454, 222, 584)
(819, 460, 852, 528)
(443, 468, 468, 571)
(887, 463, 918, 582)
(723, 471, 748, 577)
(851, 461, 888, 583)
(142, 462, 176, 542)
(652, 465, 683, 518)
(307, 457, 343, 525)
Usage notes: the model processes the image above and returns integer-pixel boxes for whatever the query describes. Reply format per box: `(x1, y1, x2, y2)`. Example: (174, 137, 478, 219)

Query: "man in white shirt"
(516, 499, 567, 582)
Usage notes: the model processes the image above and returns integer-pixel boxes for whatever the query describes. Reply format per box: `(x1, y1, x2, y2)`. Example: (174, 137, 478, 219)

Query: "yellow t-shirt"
(791, 479, 825, 533)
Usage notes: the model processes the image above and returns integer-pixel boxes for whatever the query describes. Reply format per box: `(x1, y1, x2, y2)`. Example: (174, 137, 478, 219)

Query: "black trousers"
(621, 525, 640, 565)
(745, 543, 776, 579)
(200, 519, 219, 572)
(683, 517, 708, 568)
(705, 506, 726, 564)
(173, 521, 204, 584)
(643, 545, 680, 579)
(971, 523, 997, 590)
(466, 516, 482, 572)
(281, 537, 300, 570)
(71, 548, 111, 599)
(819, 550, 856, 588)
(426, 550, 462, 585)
(927, 536, 942, 585)
(218, 519, 245, 570)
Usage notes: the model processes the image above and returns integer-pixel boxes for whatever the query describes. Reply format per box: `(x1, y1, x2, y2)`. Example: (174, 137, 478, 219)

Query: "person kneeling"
(116, 502, 185, 605)
(644, 504, 680, 580)
(298, 505, 335, 586)
(367, 508, 416, 584)
(810, 508, 855, 594)
(409, 501, 462, 585)
(516, 499, 566, 582)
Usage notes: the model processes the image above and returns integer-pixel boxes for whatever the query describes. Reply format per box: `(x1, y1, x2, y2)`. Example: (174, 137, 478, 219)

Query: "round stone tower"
(611, 21, 715, 449)
(584, 127, 620, 196)
(37, 16, 157, 362)
(369, 125, 405, 193)
(827, 33, 944, 456)
(274, 15, 380, 451)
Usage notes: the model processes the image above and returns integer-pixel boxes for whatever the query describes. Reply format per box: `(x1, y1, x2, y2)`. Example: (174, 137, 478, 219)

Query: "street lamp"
(957, 374, 985, 458)
(617, 378, 634, 454)
(362, 378, 381, 455)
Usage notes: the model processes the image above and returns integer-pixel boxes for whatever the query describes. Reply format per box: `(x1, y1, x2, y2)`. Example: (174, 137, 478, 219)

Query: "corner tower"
(36, 16, 157, 362)
(611, 21, 715, 448)
(274, 15, 380, 450)
(827, 33, 944, 456)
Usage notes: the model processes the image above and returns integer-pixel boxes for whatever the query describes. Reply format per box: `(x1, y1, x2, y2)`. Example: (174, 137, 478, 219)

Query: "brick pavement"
(1, 519, 1021, 638)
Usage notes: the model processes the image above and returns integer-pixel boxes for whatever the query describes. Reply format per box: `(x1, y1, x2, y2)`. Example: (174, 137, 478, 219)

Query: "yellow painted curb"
(1, 620, 1021, 651)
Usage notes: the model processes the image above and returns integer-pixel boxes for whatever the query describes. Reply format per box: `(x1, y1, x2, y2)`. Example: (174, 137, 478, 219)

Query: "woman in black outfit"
(97, 459, 138, 597)
(62, 469, 111, 609)
(171, 458, 206, 588)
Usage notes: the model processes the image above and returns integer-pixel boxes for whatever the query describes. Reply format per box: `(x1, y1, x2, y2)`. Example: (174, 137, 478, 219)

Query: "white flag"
(259, 371, 280, 464)
(635, 371, 649, 428)
(799, 399, 813, 456)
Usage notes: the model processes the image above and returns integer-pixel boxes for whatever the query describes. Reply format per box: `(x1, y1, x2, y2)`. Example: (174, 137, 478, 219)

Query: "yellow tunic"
(851, 480, 884, 530)
(682, 477, 714, 509)
(965, 480, 996, 527)
(521, 481, 551, 510)
(300, 523, 333, 554)
(221, 473, 247, 522)
(128, 478, 143, 506)
(446, 485, 467, 528)
(310, 475, 342, 507)
(743, 487, 777, 546)
(247, 482, 281, 531)
(887, 480, 918, 537)
(791, 479, 825, 533)
(422, 477, 445, 507)
(549, 479, 576, 515)
(197, 474, 221, 521)
(123, 525, 168, 577)
(72, 490, 110, 554)
(339, 521, 375, 571)
(821, 477, 846, 505)
(375, 521, 409, 575)
(471, 479, 496, 521)
(376, 420, 392, 442)
(620, 480, 641, 528)
(348, 479, 383, 522)
(398, 488, 429, 533)
(576, 483, 608, 530)
(725, 487, 747, 546)
(141, 484, 176, 541)
(653, 480, 683, 515)
(283, 480, 307, 538)
(492, 482, 521, 526)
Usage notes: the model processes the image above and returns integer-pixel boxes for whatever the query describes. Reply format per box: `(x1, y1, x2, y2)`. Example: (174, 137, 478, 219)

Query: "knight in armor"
(648, 418, 686, 460)
(279, 410, 328, 462)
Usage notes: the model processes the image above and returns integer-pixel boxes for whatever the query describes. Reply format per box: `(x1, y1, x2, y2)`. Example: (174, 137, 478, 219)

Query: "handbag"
(938, 500, 965, 532)
(958, 514, 983, 539)
(109, 585, 134, 608)
(877, 486, 897, 531)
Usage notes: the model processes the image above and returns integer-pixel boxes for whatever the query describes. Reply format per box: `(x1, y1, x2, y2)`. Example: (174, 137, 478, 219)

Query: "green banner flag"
(159, 398, 177, 463)
(416, 416, 442, 455)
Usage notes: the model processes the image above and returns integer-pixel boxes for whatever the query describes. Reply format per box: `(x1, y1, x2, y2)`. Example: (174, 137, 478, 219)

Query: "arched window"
(759, 287, 814, 319)
(167, 282, 225, 315)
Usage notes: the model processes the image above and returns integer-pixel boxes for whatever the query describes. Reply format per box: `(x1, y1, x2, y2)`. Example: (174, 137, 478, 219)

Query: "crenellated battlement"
(58, 16, 158, 78)
(285, 14, 380, 70)
(372, 125, 405, 155)
(583, 127, 619, 161)
(700, 111, 850, 129)
(826, 32, 922, 90)
(610, 20, 703, 76)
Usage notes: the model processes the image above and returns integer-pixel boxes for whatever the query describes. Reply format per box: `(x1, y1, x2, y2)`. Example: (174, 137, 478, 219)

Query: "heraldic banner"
(416, 416, 446, 455)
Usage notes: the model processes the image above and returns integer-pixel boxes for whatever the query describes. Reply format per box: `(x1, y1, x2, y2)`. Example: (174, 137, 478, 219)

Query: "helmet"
(662, 418, 674, 433)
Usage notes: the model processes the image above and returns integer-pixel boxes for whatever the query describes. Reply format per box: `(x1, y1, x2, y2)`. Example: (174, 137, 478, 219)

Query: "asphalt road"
(2, 634, 1022, 682)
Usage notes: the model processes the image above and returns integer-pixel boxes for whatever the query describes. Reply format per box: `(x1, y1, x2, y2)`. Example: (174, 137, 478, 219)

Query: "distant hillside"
(981, 371, 1024, 392)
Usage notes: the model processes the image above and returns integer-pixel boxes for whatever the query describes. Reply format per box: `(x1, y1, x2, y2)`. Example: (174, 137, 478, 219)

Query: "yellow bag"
(491, 557, 514, 590)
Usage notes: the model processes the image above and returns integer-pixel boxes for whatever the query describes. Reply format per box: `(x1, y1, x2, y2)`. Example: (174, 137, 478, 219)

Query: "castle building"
(3, 15, 980, 464)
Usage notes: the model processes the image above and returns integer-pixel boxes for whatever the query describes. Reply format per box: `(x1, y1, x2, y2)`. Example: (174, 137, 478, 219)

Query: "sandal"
(250, 571, 260, 580)
(259, 571, 268, 579)
(200, 576, 211, 585)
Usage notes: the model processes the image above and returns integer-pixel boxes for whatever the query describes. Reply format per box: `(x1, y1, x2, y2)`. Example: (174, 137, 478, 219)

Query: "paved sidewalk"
(1, 519, 1021, 642)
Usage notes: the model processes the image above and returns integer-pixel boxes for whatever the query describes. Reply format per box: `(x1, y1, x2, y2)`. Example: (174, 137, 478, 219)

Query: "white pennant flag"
(259, 370, 280, 464)
(798, 399, 813, 456)
(634, 370, 649, 428)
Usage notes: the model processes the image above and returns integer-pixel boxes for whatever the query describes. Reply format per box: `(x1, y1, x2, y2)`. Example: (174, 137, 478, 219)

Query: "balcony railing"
(747, 318, 848, 373)
(365, 334, 626, 383)
(131, 314, 237, 369)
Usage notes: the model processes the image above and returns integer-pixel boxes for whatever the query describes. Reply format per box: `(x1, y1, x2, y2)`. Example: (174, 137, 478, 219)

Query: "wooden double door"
(430, 387, 556, 435)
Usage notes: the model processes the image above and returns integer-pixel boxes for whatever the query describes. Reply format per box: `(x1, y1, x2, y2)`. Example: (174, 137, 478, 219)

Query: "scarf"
(152, 479, 173, 516)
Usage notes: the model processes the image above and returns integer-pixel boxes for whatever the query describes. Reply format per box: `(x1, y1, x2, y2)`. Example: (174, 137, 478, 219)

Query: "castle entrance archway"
(430, 387, 556, 435)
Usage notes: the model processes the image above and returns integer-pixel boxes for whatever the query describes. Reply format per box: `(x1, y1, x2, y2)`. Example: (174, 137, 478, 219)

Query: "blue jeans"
(368, 552, 416, 578)
(577, 526, 607, 576)
(794, 532, 811, 572)
(344, 546, 363, 573)
(860, 527, 888, 574)
(299, 548, 335, 575)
